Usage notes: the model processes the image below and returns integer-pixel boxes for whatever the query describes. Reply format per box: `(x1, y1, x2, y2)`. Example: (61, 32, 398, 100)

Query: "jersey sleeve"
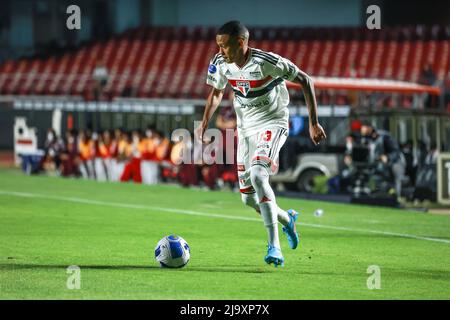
(206, 54, 227, 90)
(266, 53, 301, 82)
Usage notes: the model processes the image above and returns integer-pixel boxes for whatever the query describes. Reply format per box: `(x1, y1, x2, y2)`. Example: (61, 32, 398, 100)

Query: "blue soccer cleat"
(264, 244, 284, 267)
(282, 209, 300, 249)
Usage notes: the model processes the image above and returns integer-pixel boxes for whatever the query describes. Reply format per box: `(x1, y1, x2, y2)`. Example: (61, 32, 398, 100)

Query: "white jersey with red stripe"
(206, 48, 300, 138)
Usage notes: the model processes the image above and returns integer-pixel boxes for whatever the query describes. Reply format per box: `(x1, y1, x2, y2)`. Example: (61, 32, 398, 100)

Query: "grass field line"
(1, 189, 450, 245)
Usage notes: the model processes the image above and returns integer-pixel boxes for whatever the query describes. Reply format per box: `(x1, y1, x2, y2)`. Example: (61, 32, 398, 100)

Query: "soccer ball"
(154, 235, 190, 268)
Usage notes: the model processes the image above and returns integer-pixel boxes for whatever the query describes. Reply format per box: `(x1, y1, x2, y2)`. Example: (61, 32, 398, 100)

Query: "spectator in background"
(60, 129, 80, 177)
(215, 93, 237, 140)
(215, 92, 237, 132)
(279, 116, 306, 172)
(140, 127, 158, 184)
(419, 62, 438, 108)
(108, 128, 123, 181)
(153, 130, 171, 162)
(215, 92, 238, 188)
(92, 61, 109, 101)
(174, 137, 200, 187)
(144, 130, 171, 185)
(360, 122, 406, 198)
(141, 126, 156, 161)
(42, 128, 65, 175)
(327, 152, 356, 194)
(114, 128, 123, 146)
(413, 142, 439, 202)
(160, 137, 183, 183)
(400, 140, 417, 186)
(116, 130, 132, 161)
(78, 130, 96, 179)
(424, 142, 439, 165)
(144, 125, 156, 140)
(327, 133, 358, 194)
(420, 62, 437, 86)
(120, 130, 143, 183)
(199, 135, 223, 190)
(115, 131, 132, 181)
(415, 139, 429, 170)
(97, 130, 116, 180)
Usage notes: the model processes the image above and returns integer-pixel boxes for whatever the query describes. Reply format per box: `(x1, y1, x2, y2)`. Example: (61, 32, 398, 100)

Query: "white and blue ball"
(154, 235, 190, 268)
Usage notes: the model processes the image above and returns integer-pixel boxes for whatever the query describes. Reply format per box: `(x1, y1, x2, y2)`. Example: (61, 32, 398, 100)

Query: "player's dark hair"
(217, 21, 249, 39)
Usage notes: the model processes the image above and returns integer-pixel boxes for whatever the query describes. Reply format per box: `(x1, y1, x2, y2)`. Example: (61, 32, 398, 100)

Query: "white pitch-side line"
(0, 191, 262, 223)
(0, 190, 449, 244)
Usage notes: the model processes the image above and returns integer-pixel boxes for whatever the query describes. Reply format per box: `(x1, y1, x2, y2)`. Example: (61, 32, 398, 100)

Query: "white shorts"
(237, 127, 288, 194)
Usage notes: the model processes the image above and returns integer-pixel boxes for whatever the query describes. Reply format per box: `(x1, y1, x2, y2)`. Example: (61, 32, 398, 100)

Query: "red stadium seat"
(0, 26, 448, 100)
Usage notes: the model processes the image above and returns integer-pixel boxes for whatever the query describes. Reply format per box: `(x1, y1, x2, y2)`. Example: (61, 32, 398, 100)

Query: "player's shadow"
(0, 263, 273, 273)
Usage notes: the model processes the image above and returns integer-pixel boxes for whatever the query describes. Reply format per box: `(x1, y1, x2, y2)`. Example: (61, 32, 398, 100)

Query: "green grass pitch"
(0, 168, 449, 299)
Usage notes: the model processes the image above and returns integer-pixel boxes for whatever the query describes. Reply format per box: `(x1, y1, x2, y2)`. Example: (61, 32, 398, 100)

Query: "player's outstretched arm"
(292, 69, 327, 145)
(196, 87, 224, 142)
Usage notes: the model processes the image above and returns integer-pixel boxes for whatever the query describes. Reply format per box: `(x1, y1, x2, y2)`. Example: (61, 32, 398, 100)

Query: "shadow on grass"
(0, 263, 275, 274)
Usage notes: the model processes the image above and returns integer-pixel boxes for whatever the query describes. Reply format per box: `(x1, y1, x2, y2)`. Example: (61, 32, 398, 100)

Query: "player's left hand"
(309, 123, 327, 145)
(195, 120, 209, 143)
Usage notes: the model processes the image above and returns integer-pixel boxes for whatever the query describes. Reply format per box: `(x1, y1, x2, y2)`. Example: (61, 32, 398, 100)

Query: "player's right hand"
(309, 123, 327, 145)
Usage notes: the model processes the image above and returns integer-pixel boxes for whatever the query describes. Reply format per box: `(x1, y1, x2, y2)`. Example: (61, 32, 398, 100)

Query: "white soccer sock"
(259, 203, 281, 249)
(241, 193, 290, 226)
(276, 206, 290, 226)
(250, 165, 281, 249)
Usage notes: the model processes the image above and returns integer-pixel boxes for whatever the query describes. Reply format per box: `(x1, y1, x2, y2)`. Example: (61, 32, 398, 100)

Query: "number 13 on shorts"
(237, 128, 288, 192)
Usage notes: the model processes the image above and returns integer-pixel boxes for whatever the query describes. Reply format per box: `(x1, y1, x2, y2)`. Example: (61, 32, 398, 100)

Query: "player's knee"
(249, 164, 269, 188)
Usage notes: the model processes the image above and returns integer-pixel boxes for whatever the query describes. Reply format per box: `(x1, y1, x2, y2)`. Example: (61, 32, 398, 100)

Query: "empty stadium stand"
(0, 25, 448, 101)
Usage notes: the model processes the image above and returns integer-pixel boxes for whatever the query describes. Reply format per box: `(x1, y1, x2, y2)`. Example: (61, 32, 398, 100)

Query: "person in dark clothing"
(60, 129, 81, 177)
(42, 128, 65, 173)
(419, 62, 438, 108)
(401, 140, 417, 186)
(360, 122, 406, 197)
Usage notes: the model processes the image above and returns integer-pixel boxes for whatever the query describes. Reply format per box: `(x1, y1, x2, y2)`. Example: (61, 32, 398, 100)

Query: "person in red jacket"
(120, 130, 143, 183)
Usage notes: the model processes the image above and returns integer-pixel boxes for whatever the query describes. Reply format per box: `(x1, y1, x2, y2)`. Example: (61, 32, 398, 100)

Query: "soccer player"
(197, 21, 326, 267)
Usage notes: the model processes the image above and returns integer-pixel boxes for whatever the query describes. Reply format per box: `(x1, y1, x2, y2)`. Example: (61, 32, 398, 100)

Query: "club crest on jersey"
(236, 80, 250, 96)
(263, 130, 272, 142)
